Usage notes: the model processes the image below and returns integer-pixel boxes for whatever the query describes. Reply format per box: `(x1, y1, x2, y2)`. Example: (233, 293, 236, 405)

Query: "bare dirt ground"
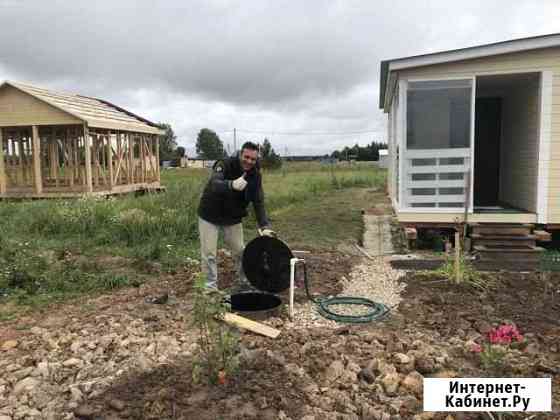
(1, 250, 559, 419)
(400, 272, 560, 417)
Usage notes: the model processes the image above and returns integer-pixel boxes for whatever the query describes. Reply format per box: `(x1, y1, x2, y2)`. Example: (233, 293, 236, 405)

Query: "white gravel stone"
(62, 358, 82, 368)
(13, 378, 40, 396)
(70, 386, 83, 402)
(280, 256, 406, 329)
(342, 258, 406, 311)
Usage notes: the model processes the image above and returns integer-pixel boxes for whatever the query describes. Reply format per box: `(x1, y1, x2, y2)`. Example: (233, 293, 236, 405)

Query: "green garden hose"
(301, 262, 390, 323)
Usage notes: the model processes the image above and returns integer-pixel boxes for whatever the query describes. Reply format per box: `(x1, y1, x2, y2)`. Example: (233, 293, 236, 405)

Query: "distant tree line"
(331, 141, 388, 161)
(158, 123, 186, 161)
(160, 123, 387, 164)
(194, 128, 282, 169)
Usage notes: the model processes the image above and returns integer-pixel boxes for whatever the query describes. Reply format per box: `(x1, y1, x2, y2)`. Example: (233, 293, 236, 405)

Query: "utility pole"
(233, 128, 237, 152)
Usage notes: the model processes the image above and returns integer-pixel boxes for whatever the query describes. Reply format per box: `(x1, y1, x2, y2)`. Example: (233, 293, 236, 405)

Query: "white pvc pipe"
(289, 257, 302, 321)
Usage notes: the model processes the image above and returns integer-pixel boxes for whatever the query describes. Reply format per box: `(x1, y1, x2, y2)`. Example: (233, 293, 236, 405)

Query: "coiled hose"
(301, 261, 390, 323)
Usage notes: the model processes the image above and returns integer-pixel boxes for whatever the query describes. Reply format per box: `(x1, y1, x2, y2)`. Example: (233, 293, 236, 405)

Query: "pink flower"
(471, 343, 483, 353)
(487, 324, 523, 345)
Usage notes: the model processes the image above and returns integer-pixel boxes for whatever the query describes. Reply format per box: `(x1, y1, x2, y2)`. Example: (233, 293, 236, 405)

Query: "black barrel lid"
(242, 236, 294, 293)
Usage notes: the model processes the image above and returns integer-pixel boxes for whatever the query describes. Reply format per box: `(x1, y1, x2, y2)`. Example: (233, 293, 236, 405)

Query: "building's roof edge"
(379, 32, 560, 110)
(0, 80, 164, 135)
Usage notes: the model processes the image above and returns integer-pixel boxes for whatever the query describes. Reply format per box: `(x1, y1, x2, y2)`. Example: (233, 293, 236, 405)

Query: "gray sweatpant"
(198, 217, 249, 290)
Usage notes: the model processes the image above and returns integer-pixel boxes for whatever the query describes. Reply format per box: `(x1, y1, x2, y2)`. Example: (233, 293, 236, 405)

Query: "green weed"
(435, 254, 492, 291)
(191, 275, 240, 385)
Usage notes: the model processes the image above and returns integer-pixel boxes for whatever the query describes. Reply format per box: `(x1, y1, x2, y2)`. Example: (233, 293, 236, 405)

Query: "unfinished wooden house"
(379, 33, 560, 264)
(0, 81, 165, 199)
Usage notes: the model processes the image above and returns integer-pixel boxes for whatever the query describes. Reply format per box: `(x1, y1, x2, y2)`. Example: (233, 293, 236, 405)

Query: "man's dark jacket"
(198, 156, 269, 228)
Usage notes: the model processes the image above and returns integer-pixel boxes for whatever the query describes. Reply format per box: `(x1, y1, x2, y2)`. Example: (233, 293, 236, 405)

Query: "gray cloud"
(1, 0, 559, 154)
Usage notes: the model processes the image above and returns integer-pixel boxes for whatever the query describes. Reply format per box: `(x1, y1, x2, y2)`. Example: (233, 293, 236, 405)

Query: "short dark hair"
(241, 141, 259, 152)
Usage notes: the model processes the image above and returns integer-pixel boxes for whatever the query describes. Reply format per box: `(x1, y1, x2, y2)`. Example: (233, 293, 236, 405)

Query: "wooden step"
(474, 245, 545, 262)
(470, 223, 532, 236)
(390, 258, 539, 272)
(471, 233, 536, 247)
(477, 254, 542, 263)
(474, 244, 543, 253)
(534, 230, 552, 242)
(474, 260, 538, 272)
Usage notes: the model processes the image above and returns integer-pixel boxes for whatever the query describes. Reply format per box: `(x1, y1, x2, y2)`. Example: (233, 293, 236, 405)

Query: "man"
(198, 142, 275, 290)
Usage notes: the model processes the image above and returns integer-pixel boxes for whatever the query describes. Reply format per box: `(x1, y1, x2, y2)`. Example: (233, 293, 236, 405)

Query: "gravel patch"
(285, 256, 406, 329)
(0, 297, 197, 419)
(342, 256, 406, 310)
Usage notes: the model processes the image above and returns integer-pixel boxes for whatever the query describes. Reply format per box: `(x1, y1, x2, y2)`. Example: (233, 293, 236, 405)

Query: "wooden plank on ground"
(222, 313, 280, 338)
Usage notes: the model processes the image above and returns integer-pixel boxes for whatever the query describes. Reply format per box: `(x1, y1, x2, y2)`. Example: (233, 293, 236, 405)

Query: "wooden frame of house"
(380, 33, 560, 233)
(0, 81, 165, 199)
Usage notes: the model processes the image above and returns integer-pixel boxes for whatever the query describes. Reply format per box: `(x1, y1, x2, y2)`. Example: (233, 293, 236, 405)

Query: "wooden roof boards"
(0, 81, 164, 135)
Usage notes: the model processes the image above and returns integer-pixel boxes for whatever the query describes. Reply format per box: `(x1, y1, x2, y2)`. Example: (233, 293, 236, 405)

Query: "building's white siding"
(389, 47, 559, 223)
(387, 108, 393, 197)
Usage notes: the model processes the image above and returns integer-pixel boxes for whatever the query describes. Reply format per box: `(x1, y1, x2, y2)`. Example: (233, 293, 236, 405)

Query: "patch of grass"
(0, 162, 386, 313)
(0, 238, 137, 308)
(131, 241, 198, 274)
(540, 249, 560, 272)
(252, 188, 387, 250)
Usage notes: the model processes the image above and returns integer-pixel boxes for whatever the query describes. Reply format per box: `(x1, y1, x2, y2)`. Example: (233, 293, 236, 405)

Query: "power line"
(218, 128, 378, 136)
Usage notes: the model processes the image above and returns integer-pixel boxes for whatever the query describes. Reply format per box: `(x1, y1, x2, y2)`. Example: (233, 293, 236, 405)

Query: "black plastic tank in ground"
(229, 292, 282, 312)
(228, 236, 294, 318)
(228, 292, 282, 320)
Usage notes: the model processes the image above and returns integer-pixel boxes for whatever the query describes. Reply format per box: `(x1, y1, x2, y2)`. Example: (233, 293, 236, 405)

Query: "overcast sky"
(1, 0, 559, 155)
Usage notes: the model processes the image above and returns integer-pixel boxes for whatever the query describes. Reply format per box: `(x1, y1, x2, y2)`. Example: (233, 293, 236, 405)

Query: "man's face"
(240, 148, 258, 172)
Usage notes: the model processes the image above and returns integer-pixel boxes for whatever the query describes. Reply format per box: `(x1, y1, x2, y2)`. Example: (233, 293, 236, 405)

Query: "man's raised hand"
(232, 173, 248, 191)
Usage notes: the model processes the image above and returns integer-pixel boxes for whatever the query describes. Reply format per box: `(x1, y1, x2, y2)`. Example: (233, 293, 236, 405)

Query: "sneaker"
(204, 286, 223, 297)
(231, 282, 254, 294)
